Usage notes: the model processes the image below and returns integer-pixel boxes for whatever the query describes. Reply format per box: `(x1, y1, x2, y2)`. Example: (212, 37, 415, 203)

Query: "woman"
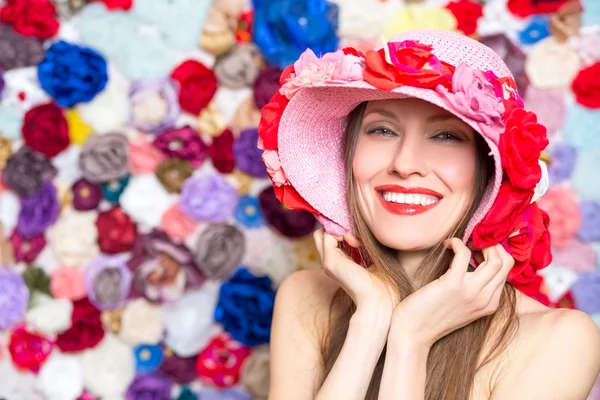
(260, 30, 600, 399)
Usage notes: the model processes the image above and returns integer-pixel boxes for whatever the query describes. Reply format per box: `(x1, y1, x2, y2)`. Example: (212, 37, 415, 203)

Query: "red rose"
(472, 180, 534, 248)
(342, 47, 366, 58)
(208, 129, 236, 173)
(96, 206, 137, 254)
(511, 274, 551, 306)
(55, 297, 105, 353)
(507, 0, 571, 18)
(0, 0, 59, 39)
(273, 184, 319, 215)
(445, 0, 483, 36)
(9, 325, 54, 372)
(279, 64, 295, 86)
(499, 108, 548, 190)
(93, 0, 133, 10)
(21, 102, 70, 158)
(363, 42, 454, 91)
(257, 92, 289, 151)
(170, 60, 218, 115)
(571, 62, 600, 109)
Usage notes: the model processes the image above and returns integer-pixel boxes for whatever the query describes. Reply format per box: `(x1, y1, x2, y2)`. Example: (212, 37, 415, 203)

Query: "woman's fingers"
(471, 244, 505, 288)
(445, 238, 472, 282)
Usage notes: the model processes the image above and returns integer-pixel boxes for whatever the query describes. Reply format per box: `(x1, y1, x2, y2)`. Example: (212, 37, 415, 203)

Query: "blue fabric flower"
(518, 16, 549, 45)
(0, 105, 23, 140)
(582, 0, 600, 26)
(102, 175, 130, 204)
(177, 387, 198, 400)
(563, 104, 600, 152)
(549, 142, 577, 184)
(572, 149, 600, 203)
(578, 201, 600, 242)
(134, 344, 164, 375)
(252, 0, 339, 68)
(214, 267, 275, 347)
(234, 195, 266, 229)
(571, 270, 600, 314)
(37, 40, 108, 108)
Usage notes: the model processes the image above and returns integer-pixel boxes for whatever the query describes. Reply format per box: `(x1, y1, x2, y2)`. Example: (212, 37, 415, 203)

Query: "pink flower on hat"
(262, 150, 288, 186)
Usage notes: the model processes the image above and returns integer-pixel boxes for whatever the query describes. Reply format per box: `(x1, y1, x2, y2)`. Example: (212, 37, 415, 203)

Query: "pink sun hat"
(258, 30, 552, 282)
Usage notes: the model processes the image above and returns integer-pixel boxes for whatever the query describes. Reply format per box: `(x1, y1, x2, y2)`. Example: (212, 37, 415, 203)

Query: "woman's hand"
(389, 238, 514, 349)
(314, 228, 400, 316)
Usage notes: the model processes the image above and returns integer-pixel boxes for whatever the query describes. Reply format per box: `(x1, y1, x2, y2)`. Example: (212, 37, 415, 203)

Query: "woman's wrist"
(352, 304, 393, 335)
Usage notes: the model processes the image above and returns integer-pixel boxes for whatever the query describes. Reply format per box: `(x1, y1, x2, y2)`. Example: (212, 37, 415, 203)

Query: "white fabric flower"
(82, 334, 135, 398)
(331, 0, 398, 40)
(525, 36, 581, 89)
(53, 145, 83, 186)
(0, 191, 19, 235)
(25, 297, 73, 336)
(37, 352, 84, 400)
(77, 63, 131, 133)
(48, 209, 99, 267)
(163, 282, 222, 357)
(532, 160, 549, 203)
(246, 231, 298, 288)
(1, 67, 51, 113)
(241, 227, 277, 271)
(478, 0, 526, 41)
(0, 359, 37, 400)
(538, 264, 579, 304)
(119, 298, 163, 346)
(120, 174, 178, 229)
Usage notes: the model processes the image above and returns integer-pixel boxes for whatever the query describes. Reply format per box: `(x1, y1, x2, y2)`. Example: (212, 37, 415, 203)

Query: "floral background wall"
(0, 0, 599, 398)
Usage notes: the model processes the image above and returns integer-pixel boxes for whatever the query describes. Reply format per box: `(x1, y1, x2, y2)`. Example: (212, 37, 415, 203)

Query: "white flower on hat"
(0, 358, 37, 400)
(532, 160, 549, 203)
(163, 282, 222, 357)
(37, 352, 84, 400)
(26, 297, 73, 336)
(82, 334, 135, 398)
(48, 209, 99, 267)
(76, 63, 131, 134)
(119, 298, 163, 346)
(120, 174, 178, 229)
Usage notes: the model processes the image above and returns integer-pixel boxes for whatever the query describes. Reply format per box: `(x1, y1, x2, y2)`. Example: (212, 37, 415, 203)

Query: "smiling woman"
(261, 30, 600, 400)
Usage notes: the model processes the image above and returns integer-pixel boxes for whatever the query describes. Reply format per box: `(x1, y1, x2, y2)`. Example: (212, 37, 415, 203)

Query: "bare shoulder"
(491, 293, 600, 399)
(269, 269, 341, 400)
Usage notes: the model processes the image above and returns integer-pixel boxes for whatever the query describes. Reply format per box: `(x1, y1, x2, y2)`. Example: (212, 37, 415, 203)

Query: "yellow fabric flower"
(383, 4, 457, 38)
(66, 109, 94, 145)
(197, 101, 227, 137)
(0, 137, 13, 168)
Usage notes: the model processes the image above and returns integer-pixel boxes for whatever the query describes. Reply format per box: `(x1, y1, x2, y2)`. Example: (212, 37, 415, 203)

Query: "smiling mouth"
(375, 185, 443, 216)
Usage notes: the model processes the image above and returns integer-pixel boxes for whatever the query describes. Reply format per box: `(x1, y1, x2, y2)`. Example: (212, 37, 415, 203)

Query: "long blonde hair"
(319, 102, 518, 399)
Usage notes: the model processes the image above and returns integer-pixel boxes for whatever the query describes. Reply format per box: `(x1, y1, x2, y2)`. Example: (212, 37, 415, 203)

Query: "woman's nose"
(388, 134, 429, 179)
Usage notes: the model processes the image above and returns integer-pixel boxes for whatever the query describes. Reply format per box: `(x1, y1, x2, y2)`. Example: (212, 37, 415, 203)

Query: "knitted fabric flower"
(234, 195, 266, 229)
(170, 60, 218, 115)
(22, 102, 70, 158)
(22, 267, 51, 301)
(55, 297, 105, 353)
(85, 255, 132, 311)
(10, 230, 46, 263)
(72, 179, 103, 211)
(214, 44, 263, 89)
(37, 40, 108, 107)
(572, 149, 600, 203)
(215, 267, 275, 347)
(208, 129, 236, 174)
(17, 181, 60, 238)
(129, 78, 180, 134)
(563, 104, 600, 152)
(537, 187, 581, 249)
(101, 175, 130, 204)
(37, 352, 84, 400)
(253, 66, 283, 110)
(525, 37, 580, 89)
(258, 186, 317, 238)
(241, 345, 270, 399)
(249, 235, 298, 289)
(180, 174, 238, 222)
(197, 101, 227, 138)
(571, 270, 600, 314)
(159, 349, 198, 385)
(65, 109, 94, 145)
(155, 158, 194, 194)
(48, 210, 99, 267)
(548, 143, 577, 184)
(0, 358, 37, 399)
(518, 15, 550, 45)
(571, 62, 600, 109)
(25, 297, 73, 337)
(2, 146, 57, 198)
(0, 24, 45, 71)
(129, 136, 167, 174)
(200, 7, 236, 56)
(231, 98, 261, 133)
(0, 268, 29, 330)
(126, 372, 174, 400)
(0, 0, 60, 39)
(96, 206, 137, 254)
(134, 344, 164, 374)
(119, 298, 163, 346)
(523, 87, 566, 138)
(233, 128, 268, 178)
(578, 201, 600, 242)
(80, 133, 129, 183)
(50, 267, 87, 300)
(8, 325, 54, 372)
(153, 125, 209, 168)
(196, 332, 251, 388)
(194, 223, 246, 280)
(119, 174, 177, 228)
(160, 204, 198, 242)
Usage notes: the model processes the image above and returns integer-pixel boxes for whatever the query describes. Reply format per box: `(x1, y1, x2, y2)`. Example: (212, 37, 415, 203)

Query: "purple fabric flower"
(72, 178, 103, 211)
(233, 129, 267, 178)
(126, 372, 174, 400)
(479, 33, 529, 94)
(571, 270, 600, 314)
(253, 66, 282, 109)
(17, 181, 60, 238)
(159, 351, 198, 384)
(549, 142, 577, 184)
(0, 24, 45, 71)
(198, 388, 253, 400)
(153, 126, 208, 168)
(129, 78, 180, 134)
(2, 146, 57, 198)
(258, 186, 317, 238)
(578, 201, 600, 242)
(0, 267, 29, 330)
(0, 67, 5, 96)
(85, 254, 132, 311)
(180, 174, 238, 222)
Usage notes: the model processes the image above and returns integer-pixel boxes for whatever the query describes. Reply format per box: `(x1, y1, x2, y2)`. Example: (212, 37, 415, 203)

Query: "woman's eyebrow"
(426, 114, 456, 123)
(364, 108, 399, 121)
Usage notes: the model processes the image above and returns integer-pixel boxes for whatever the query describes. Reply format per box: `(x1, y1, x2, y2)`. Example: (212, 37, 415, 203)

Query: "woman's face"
(352, 98, 478, 251)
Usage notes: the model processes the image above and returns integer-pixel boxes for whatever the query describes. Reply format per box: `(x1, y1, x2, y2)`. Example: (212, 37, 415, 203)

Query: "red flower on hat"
(0, 0, 59, 39)
(55, 297, 105, 353)
(96, 206, 137, 254)
(363, 40, 455, 91)
(571, 62, 600, 109)
(170, 60, 218, 115)
(209, 129, 236, 174)
(444, 0, 483, 36)
(22, 102, 70, 159)
(511, 274, 551, 306)
(472, 180, 534, 248)
(499, 108, 548, 190)
(257, 92, 289, 151)
(507, 0, 574, 18)
(92, 0, 133, 10)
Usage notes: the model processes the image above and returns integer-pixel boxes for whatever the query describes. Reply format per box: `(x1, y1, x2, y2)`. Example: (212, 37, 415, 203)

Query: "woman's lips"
(375, 186, 442, 216)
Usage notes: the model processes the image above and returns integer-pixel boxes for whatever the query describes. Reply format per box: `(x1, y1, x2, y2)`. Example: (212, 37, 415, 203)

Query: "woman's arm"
(316, 306, 391, 400)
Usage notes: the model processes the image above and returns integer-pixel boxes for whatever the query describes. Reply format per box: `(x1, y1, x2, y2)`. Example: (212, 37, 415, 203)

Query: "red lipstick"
(374, 185, 443, 216)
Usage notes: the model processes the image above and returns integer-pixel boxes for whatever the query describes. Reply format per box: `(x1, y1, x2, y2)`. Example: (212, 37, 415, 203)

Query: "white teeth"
(382, 191, 440, 206)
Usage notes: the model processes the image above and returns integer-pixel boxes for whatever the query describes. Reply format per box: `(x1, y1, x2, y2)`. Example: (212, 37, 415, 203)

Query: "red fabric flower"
(342, 47, 366, 58)
(92, 0, 133, 10)
(472, 180, 534, 248)
(363, 41, 454, 91)
(507, 0, 573, 18)
(257, 92, 289, 151)
(444, 0, 483, 36)
(499, 108, 548, 190)
(55, 297, 105, 353)
(511, 274, 551, 306)
(10, 230, 46, 263)
(9, 325, 54, 372)
(209, 129, 236, 173)
(273, 184, 319, 215)
(22, 102, 70, 158)
(0, 0, 59, 39)
(170, 60, 218, 115)
(571, 62, 600, 109)
(196, 332, 251, 388)
(96, 206, 137, 254)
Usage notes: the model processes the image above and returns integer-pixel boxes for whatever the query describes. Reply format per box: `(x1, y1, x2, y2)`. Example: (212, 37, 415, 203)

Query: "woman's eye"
(433, 131, 463, 142)
(366, 127, 396, 137)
